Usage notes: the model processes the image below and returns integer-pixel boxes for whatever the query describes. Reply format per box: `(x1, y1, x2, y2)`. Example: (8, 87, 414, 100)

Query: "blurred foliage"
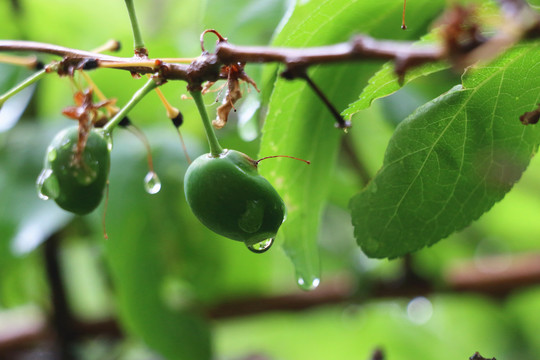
(0, 0, 540, 359)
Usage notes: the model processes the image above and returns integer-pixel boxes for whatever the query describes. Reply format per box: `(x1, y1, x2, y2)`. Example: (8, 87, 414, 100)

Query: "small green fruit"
(184, 150, 285, 246)
(38, 126, 111, 215)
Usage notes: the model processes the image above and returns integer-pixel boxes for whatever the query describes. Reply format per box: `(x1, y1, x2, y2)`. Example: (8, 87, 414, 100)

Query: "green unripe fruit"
(37, 126, 111, 215)
(184, 150, 285, 246)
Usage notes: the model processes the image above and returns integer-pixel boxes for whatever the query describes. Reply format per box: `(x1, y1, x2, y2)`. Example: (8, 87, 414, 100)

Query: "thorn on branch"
(200, 29, 228, 54)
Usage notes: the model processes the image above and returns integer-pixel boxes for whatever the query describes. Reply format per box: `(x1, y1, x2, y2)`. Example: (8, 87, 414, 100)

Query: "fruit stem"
(402, 0, 407, 30)
(190, 90, 223, 157)
(103, 77, 158, 133)
(0, 54, 41, 69)
(0, 68, 47, 107)
(124, 0, 147, 56)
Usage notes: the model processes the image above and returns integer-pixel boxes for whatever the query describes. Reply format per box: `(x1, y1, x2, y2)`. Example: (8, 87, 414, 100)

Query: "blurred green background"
(1, 0, 540, 359)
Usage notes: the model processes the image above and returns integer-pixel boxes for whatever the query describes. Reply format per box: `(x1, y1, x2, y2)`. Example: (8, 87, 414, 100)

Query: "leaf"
(104, 132, 213, 360)
(0, 65, 38, 133)
(342, 0, 501, 118)
(342, 51, 447, 118)
(259, 0, 446, 288)
(351, 42, 540, 258)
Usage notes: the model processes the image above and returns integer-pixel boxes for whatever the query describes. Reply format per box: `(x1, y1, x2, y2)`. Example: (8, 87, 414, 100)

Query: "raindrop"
(47, 148, 57, 162)
(297, 276, 320, 291)
(246, 238, 274, 254)
(144, 171, 161, 194)
(36, 168, 59, 200)
(105, 133, 113, 151)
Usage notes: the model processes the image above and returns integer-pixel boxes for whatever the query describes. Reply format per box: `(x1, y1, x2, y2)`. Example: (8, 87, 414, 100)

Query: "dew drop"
(36, 168, 59, 200)
(297, 276, 320, 291)
(144, 171, 161, 194)
(246, 238, 274, 254)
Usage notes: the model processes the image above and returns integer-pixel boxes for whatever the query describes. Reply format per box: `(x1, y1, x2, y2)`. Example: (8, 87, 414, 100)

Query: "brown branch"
(214, 37, 442, 69)
(2, 251, 540, 354)
(0, 40, 191, 80)
(0, 36, 443, 84)
(0, 0, 539, 90)
(445, 253, 540, 297)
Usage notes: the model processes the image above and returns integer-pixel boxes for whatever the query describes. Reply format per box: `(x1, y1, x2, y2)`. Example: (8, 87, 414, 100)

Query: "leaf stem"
(103, 77, 158, 133)
(0, 68, 47, 107)
(124, 0, 147, 56)
(190, 90, 223, 157)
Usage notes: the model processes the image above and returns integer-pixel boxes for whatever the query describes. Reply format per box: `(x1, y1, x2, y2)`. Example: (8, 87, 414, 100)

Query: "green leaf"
(259, 0, 446, 288)
(342, 52, 447, 118)
(104, 132, 213, 360)
(351, 42, 540, 258)
(342, 0, 501, 118)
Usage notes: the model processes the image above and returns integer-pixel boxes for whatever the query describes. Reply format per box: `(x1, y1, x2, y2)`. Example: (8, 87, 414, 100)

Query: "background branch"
(1, 251, 539, 355)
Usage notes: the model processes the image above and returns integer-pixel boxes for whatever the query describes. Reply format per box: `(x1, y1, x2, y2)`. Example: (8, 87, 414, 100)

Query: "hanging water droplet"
(144, 171, 161, 194)
(297, 275, 320, 291)
(246, 238, 274, 254)
(36, 168, 59, 200)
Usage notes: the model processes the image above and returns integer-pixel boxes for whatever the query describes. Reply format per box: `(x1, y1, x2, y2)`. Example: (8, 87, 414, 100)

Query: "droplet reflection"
(246, 238, 274, 254)
(297, 276, 320, 291)
(144, 171, 161, 194)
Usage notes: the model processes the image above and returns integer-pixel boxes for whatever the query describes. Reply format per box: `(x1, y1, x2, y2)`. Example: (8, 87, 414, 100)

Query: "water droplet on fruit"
(144, 171, 161, 194)
(36, 168, 59, 200)
(246, 238, 274, 254)
(47, 148, 57, 162)
(105, 134, 113, 151)
(297, 275, 320, 291)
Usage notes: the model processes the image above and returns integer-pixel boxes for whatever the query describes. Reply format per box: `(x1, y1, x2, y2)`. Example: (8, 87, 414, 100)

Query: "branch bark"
(2, 251, 540, 355)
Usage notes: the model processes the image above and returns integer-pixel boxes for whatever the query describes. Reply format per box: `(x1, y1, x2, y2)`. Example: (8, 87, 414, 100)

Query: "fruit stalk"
(124, 0, 147, 55)
(190, 90, 223, 157)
